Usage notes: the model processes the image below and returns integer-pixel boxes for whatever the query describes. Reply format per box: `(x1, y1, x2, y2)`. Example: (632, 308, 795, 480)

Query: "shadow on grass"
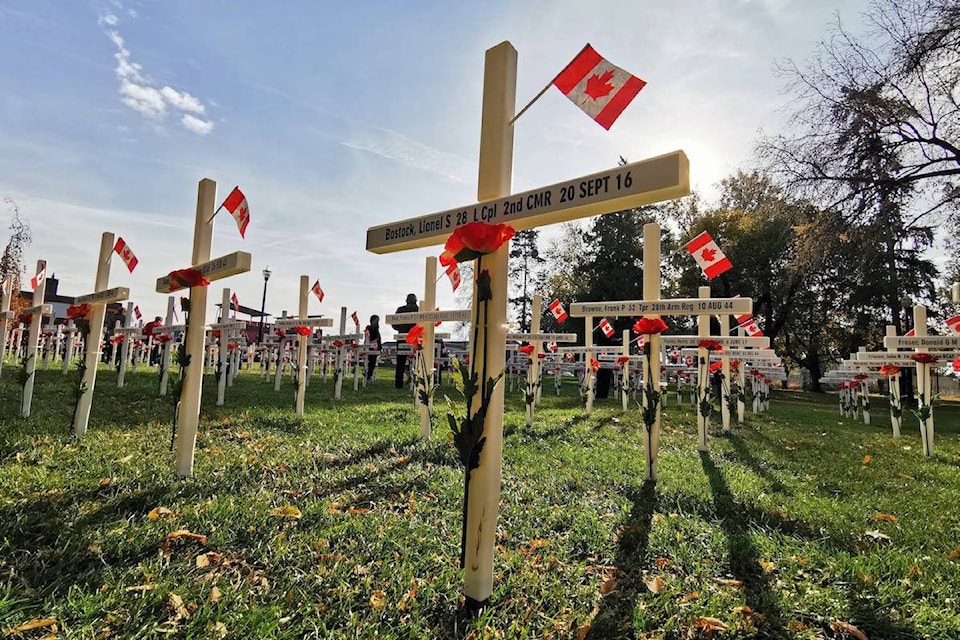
(722, 432, 792, 495)
(699, 450, 789, 637)
(0, 483, 170, 598)
(508, 414, 588, 442)
(586, 479, 658, 639)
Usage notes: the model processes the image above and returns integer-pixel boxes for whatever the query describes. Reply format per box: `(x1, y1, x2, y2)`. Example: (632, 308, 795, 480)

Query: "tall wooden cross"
(209, 289, 247, 406)
(20, 260, 53, 417)
(154, 178, 251, 477)
(365, 42, 689, 608)
(274, 276, 332, 416)
(72, 233, 130, 434)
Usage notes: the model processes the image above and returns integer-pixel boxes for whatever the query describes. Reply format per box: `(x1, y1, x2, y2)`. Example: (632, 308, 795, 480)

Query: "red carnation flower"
(293, 326, 312, 336)
(616, 355, 629, 367)
(911, 352, 938, 364)
(405, 325, 425, 346)
(952, 358, 960, 373)
(589, 358, 600, 372)
(729, 360, 741, 371)
(110, 335, 124, 345)
(879, 364, 900, 377)
(228, 342, 238, 350)
(154, 333, 173, 344)
(168, 267, 210, 289)
(66, 303, 91, 320)
(709, 360, 723, 374)
(439, 221, 516, 267)
(519, 344, 535, 356)
(332, 339, 345, 348)
(275, 329, 286, 338)
(632, 317, 669, 335)
(699, 339, 723, 352)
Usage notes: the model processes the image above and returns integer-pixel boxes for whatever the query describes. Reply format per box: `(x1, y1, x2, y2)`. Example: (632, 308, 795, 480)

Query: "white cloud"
(180, 114, 214, 135)
(159, 86, 205, 114)
(102, 21, 213, 134)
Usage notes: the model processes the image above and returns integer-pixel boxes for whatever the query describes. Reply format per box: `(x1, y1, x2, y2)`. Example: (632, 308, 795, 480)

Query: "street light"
(257, 266, 271, 344)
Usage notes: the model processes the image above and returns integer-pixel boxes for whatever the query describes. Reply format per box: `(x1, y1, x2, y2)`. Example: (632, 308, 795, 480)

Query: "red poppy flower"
(332, 339, 345, 348)
(110, 335, 124, 345)
(632, 317, 669, 335)
(405, 325, 425, 345)
(616, 355, 629, 367)
(519, 344, 535, 356)
(854, 372, 868, 380)
(709, 360, 723, 374)
(699, 339, 723, 352)
(227, 342, 238, 350)
(439, 221, 516, 267)
(15, 313, 33, 325)
(66, 303, 91, 320)
(293, 326, 312, 336)
(168, 268, 210, 289)
(154, 333, 173, 344)
(911, 352, 938, 364)
(212, 329, 221, 338)
(589, 358, 600, 372)
(879, 364, 900, 376)
(275, 329, 286, 338)
(953, 358, 960, 373)
(729, 360, 740, 371)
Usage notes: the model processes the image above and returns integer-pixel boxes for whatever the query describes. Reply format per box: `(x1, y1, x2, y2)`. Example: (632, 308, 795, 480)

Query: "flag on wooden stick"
(113, 237, 139, 273)
(685, 231, 732, 280)
(549, 299, 568, 323)
(553, 44, 646, 130)
(351, 311, 360, 328)
(220, 187, 250, 238)
(311, 279, 324, 302)
(30, 264, 46, 290)
(599, 317, 615, 338)
(231, 292, 240, 312)
(134, 305, 142, 321)
(445, 263, 461, 292)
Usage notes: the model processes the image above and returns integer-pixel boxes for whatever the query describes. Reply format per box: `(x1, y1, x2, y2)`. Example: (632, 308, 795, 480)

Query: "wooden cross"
(20, 260, 53, 417)
(505, 324, 576, 427)
(114, 302, 140, 387)
(209, 290, 247, 407)
(570, 258, 753, 460)
(73, 233, 131, 434)
(154, 179, 252, 477)
(60, 320, 79, 375)
(365, 42, 689, 608)
(274, 278, 332, 415)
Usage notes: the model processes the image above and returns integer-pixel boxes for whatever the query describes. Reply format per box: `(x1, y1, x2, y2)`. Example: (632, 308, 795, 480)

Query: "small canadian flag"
(351, 311, 360, 327)
(685, 231, 732, 280)
(547, 341, 558, 352)
(231, 292, 240, 312)
(946, 314, 960, 334)
(30, 264, 46, 290)
(553, 44, 646, 130)
(311, 279, 324, 302)
(905, 328, 915, 337)
(548, 299, 568, 323)
(134, 305, 142, 321)
(599, 317, 615, 338)
(445, 263, 461, 292)
(220, 187, 250, 238)
(113, 237, 139, 273)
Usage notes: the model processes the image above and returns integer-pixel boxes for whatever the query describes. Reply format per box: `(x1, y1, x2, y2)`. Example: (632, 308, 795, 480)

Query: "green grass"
(1, 364, 959, 639)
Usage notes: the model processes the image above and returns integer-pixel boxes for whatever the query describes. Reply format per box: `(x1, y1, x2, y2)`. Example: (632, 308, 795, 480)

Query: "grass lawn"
(1, 364, 959, 639)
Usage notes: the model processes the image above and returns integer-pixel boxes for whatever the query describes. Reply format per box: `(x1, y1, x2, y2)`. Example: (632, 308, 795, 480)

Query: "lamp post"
(901, 295, 914, 408)
(257, 266, 271, 344)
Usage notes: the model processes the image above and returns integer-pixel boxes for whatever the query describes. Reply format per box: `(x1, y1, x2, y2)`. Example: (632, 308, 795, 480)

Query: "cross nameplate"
(155, 251, 252, 294)
(75, 286, 130, 305)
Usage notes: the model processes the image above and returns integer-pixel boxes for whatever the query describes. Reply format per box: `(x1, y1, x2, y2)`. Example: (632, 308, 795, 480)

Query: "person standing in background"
(364, 315, 382, 381)
(391, 293, 418, 389)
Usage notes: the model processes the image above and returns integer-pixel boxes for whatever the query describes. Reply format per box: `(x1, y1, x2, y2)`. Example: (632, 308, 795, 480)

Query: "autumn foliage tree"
(0, 198, 32, 314)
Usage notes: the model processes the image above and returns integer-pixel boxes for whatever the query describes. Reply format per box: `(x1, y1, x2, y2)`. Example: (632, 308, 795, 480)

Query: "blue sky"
(0, 0, 872, 328)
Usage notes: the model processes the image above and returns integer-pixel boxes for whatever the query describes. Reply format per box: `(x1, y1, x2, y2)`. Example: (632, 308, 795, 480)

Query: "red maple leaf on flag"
(701, 247, 717, 262)
(585, 69, 616, 100)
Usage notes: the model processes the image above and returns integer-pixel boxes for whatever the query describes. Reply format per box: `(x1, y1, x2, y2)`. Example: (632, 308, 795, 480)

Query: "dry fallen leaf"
(831, 620, 868, 639)
(680, 591, 699, 604)
(209, 586, 222, 602)
(196, 552, 222, 568)
(693, 616, 729, 632)
(369, 589, 386, 609)
(644, 575, 665, 594)
(733, 605, 753, 616)
(7, 618, 57, 634)
(165, 529, 207, 545)
(947, 546, 960, 560)
(167, 592, 191, 621)
(147, 506, 175, 521)
(600, 577, 618, 595)
(269, 505, 302, 519)
(874, 513, 898, 523)
(99, 477, 112, 487)
(759, 560, 775, 573)
(714, 578, 744, 587)
(862, 455, 872, 465)
(577, 623, 592, 640)
(210, 621, 228, 639)
(347, 506, 371, 515)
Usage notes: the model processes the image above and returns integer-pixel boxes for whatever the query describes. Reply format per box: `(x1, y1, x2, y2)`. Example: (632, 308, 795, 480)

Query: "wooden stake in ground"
(20, 260, 53, 418)
(365, 41, 689, 609)
(274, 279, 332, 416)
(154, 178, 251, 477)
(73, 233, 130, 435)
